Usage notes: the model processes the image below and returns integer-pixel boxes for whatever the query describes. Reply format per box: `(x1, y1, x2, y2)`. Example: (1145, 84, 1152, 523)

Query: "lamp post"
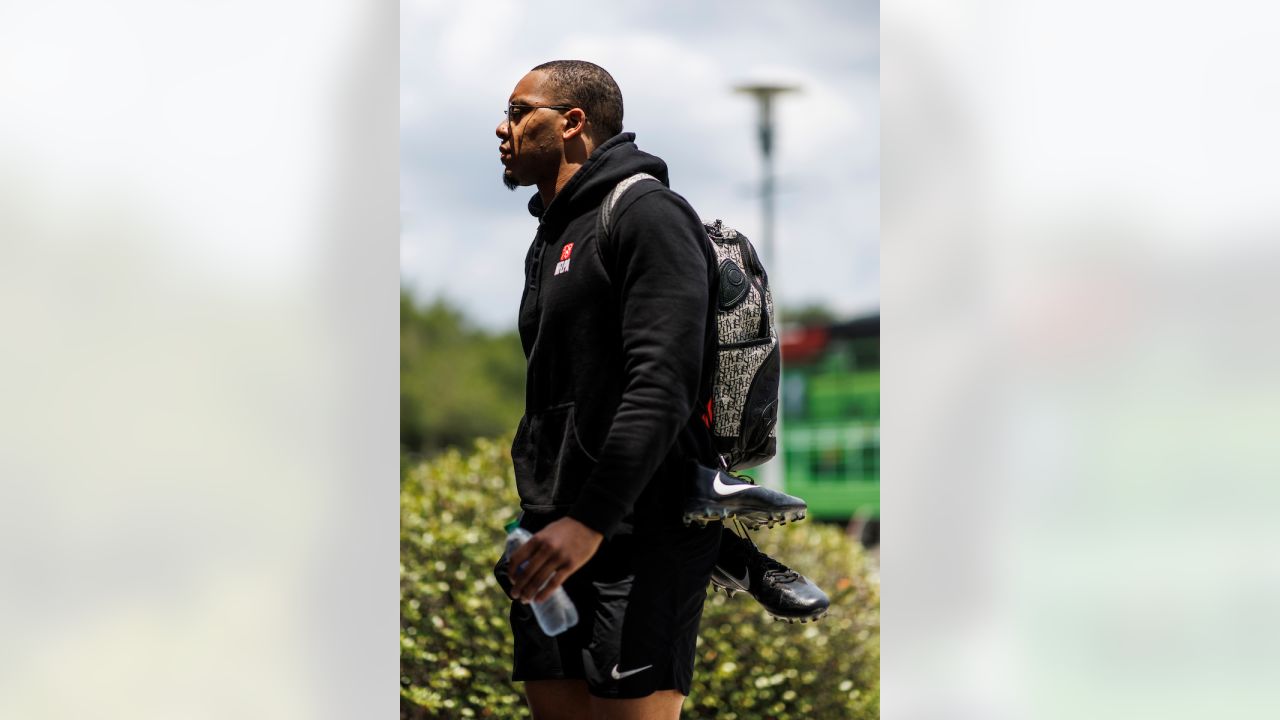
(735, 83, 799, 492)
(733, 83, 799, 270)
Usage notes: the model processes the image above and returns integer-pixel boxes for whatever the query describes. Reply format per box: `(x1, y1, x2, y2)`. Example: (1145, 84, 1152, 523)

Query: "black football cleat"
(682, 464, 807, 529)
(710, 528, 830, 623)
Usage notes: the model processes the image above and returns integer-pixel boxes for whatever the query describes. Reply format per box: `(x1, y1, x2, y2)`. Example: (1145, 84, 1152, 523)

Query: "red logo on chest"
(555, 242, 575, 275)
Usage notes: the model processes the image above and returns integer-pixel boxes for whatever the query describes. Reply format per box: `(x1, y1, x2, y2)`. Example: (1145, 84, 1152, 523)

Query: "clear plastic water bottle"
(504, 520, 579, 636)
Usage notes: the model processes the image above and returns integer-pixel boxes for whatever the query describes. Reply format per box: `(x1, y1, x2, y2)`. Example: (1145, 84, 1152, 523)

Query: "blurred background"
(1, 1, 398, 718)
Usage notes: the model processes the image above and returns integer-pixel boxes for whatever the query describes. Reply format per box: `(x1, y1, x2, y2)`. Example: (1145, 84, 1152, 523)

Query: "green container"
(778, 366, 879, 521)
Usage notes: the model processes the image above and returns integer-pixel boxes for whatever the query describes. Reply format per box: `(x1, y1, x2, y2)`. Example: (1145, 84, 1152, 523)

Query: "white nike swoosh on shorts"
(713, 472, 755, 496)
(610, 663, 654, 680)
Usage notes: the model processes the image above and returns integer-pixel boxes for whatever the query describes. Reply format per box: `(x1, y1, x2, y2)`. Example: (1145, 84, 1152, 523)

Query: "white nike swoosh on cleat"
(712, 472, 755, 496)
(610, 663, 654, 680)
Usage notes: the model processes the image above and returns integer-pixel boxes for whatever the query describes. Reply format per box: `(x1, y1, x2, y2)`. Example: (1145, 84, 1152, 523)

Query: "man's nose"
(496, 120, 510, 139)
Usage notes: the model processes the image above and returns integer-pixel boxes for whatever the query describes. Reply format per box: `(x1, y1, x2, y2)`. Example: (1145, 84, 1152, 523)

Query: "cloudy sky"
(401, 0, 879, 330)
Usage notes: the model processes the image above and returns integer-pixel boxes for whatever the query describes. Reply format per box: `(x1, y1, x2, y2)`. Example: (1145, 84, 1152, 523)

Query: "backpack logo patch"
(554, 242, 574, 275)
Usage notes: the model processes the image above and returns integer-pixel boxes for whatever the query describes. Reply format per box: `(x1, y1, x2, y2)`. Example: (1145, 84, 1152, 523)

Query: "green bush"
(401, 439, 879, 719)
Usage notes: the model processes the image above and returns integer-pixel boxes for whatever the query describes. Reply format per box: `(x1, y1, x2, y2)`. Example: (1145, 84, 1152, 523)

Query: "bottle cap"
(504, 517, 521, 534)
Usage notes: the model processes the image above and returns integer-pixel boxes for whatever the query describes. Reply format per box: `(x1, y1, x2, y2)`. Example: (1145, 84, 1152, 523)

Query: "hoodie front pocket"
(513, 403, 599, 511)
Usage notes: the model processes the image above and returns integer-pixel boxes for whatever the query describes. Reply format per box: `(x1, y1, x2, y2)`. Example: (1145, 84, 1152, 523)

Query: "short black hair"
(531, 60, 624, 139)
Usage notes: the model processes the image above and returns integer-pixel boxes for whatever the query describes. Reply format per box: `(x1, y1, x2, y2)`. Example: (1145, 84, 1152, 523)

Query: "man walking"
(497, 59, 721, 719)
(496, 60, 830, 719)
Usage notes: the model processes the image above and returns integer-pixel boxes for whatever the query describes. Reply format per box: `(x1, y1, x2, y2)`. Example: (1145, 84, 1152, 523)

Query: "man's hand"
(507, 517, 603, 604)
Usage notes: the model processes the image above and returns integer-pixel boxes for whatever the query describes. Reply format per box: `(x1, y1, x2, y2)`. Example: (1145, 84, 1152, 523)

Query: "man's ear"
(562, 108, 588, 140)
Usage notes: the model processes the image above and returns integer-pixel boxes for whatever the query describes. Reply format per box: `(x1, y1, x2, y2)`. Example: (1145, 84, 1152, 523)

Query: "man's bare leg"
(589, 690, 686, 720)
(525, 679, 593, 720)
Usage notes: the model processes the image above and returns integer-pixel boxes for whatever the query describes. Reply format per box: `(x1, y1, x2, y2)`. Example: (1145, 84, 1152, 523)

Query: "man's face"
(496, 71, 567, 191)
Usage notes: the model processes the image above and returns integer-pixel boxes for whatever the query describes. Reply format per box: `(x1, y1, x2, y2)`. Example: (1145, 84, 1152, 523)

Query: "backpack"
(599, 173, 780, 471)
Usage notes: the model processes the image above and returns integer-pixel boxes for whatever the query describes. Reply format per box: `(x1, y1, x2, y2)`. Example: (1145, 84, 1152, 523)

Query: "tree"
(400, 290, 525, 456)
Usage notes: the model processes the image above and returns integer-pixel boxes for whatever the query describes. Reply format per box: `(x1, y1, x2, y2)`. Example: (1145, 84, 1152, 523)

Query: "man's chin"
(502, 169, 522, 191)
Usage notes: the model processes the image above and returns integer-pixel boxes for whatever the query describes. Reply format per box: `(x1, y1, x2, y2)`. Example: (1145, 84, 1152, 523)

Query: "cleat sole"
(735, 507, 808, 531)
(765, 608, 829, 624)
(682, 504, 807, 530)
(682, 505, 738, 527)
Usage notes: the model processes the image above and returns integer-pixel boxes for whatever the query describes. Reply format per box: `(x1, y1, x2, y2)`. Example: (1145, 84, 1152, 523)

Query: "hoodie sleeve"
(566, 187, 711, 537)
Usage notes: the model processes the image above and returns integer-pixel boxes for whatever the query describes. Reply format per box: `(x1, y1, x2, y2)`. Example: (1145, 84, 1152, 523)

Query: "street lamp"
(733, 83, 800, 270)
(735, 83, 799, 492)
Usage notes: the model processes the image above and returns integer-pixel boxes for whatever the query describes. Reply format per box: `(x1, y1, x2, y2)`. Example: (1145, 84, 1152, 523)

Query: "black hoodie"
(512, 132, 718, 538)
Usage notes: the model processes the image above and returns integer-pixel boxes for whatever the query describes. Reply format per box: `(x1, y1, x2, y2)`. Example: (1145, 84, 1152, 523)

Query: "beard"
(503, 169, 519, 191)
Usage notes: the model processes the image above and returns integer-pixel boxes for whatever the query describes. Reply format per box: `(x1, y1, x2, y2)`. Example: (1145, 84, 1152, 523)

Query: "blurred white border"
(0, 1, 398, 717)
(884, 1, 1280, 718)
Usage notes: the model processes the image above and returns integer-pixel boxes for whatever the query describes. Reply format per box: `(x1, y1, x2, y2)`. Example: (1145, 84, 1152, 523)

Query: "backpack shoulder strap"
(597, 172, 662, 241)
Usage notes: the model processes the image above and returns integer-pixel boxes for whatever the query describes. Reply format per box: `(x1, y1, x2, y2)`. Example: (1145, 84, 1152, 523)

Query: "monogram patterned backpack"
(599, 174, 780, 471)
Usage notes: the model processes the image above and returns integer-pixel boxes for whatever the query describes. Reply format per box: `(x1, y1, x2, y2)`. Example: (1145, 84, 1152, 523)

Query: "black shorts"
(496, 517, 721, 699)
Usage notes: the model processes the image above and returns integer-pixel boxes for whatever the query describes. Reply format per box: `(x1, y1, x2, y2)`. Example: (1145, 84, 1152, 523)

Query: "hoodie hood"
(527, 132, 671, 225)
